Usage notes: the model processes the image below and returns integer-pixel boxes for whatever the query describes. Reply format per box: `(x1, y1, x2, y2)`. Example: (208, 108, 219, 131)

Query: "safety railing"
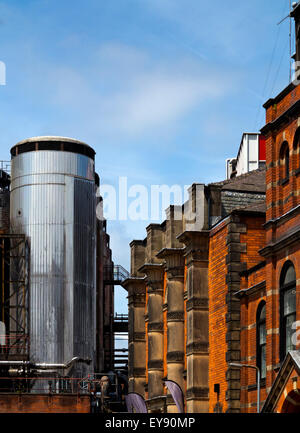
(0, 161, 11, 175)
(0, 376, 94, 394)
(0, 334, 29, 356)
(114, 314, 128, 322)
(103, 265, 129, 284)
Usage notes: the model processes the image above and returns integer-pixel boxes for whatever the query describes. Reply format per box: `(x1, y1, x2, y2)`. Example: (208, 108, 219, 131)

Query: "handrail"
(0, 161, 11, 175)
(103, 265, 129, 283)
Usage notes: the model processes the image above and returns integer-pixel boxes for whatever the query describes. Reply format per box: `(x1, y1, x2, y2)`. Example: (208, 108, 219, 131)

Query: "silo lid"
(11, 136, 96, 160)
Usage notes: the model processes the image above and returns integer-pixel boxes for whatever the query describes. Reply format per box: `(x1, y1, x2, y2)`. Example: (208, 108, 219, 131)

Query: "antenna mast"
(278, 1, 295, 82)
(290, 0, 292, 82)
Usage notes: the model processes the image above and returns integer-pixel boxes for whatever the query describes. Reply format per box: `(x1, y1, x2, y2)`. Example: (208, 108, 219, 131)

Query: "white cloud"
(100, 70, 226, 135)
(26, 42, 235, 140)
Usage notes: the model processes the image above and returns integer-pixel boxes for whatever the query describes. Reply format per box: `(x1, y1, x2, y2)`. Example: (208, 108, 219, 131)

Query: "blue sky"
(0, 0, 294, 312)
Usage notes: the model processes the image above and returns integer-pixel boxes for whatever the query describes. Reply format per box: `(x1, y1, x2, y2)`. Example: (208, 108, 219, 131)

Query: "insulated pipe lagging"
(0, 357, 91, 370)
(34, 357, 80, 370)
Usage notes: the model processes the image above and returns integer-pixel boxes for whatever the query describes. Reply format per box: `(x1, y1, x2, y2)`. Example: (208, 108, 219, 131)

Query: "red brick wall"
(265, 244, 300, 390)
(265, 117, 300, 223)
(264, 82, 300, 399)
(265, 85, 300, 124)
(240, 263, 267, 412)
(208, 214, 266, 413)
(240, 215, 266, 268)
(239, 215, 266, 412)
(240, 295, 267, 413)
(208, 220, 229, 413)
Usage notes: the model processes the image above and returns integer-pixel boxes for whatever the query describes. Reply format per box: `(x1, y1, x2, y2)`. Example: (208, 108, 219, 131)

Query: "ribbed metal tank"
(10, 137, 97, 378)
(0, 189, 10, 232)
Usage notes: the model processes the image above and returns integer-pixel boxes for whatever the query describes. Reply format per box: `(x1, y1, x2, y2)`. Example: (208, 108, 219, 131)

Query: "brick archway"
(280, 390, 300, 413)
(262, 352, 300, 413)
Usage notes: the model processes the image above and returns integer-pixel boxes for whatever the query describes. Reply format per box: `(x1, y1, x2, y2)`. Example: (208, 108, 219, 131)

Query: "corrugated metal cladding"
(73, 178, 96, 377)
(10, 149, 96, 377)
(0, 190, 10, 232)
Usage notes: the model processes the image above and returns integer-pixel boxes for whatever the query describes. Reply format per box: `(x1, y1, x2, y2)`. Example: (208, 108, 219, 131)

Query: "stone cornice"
(166, 351, 184, 363)
(122, 276, 146, 290)
(261, 97, 300, 136)
(128, 295, 146, 308)
(240, 261, 266, 277)
(263, 82, 295, 110)
(132, 332, 146, 341)
(148, 360, 163, 370)
(264, 204, 300, 230)
(234, 281, 266, 298)
(131, 367, 146, 378)
(146, 223, 165, 233)
(186, 342, 209, 356)
(186, 297, 209, 311)
(156, 247, 185, 258)
(156, 248, 185, 278)
(177, 231, 210, 265)
(126, 277, 147, 306)
(259, 226, 300, 257)
(148, 322, 164, 332)
(129, 239, 147, 248)
(177, 230, 210, 248)
(186, 386, 209, 400)
(139, 263, 164, 291)
(146, 395, 167, 411)
(167, 311, 184, 322)
(138, 262, 164, 274)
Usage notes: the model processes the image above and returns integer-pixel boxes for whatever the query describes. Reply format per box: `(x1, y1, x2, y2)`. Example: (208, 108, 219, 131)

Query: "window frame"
(285, 147, 290, 180)
(279, 142, 290, 184)
(293, 128, 300, 175)
(280, 262, 297, 362)
(256, 301, 266, 380)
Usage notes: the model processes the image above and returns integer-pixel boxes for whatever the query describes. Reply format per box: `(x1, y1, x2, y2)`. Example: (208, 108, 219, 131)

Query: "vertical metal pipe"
(229, 363, 261, 413)
(257, 368, 261, 413)
(290, 0, 292, 83)
(1, 239, 4, 324)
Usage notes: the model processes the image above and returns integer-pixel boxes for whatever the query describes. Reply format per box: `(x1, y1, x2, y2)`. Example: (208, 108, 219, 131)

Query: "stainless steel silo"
(10, 137, 97, 379)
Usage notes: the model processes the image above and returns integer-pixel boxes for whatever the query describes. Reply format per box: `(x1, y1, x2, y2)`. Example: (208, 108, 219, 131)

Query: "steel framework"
(103, 265, 129, 286)
(0, 234, 29, 360)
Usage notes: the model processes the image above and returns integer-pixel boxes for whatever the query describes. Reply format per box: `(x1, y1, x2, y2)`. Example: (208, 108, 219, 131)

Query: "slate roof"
(236, 201, 266, 214)
(210, 168, 266, 194)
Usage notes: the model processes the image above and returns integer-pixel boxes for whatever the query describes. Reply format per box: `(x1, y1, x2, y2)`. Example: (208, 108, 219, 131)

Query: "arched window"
(280, 142, 290, 182)
(293, 128, 300, 171)
(285, 147, 290, 179)
(256, 302, 266, 379)
(280, 262, 296, 361)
